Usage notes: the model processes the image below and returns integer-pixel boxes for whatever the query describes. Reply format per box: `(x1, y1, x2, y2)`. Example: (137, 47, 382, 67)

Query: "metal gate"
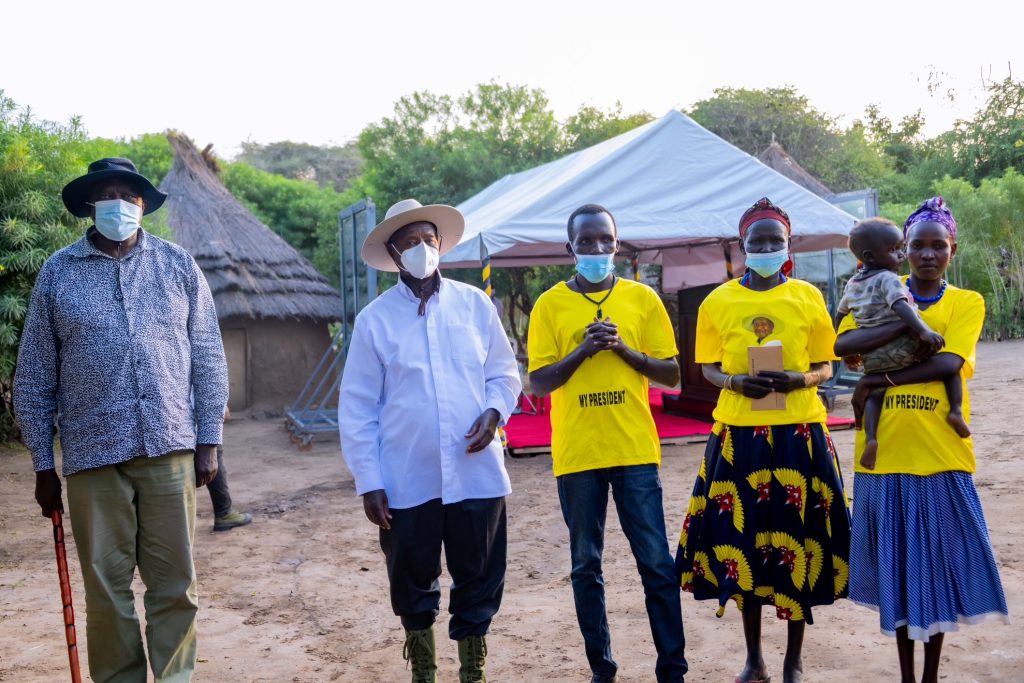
(285, 199, 377, 449)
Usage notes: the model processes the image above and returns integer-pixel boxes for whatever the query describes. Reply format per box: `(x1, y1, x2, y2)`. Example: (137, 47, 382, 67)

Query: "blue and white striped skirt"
(849, 471, 1010, 641)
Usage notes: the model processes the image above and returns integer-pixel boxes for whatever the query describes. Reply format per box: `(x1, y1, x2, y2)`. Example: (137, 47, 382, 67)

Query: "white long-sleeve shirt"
(339, 277, 521, 508)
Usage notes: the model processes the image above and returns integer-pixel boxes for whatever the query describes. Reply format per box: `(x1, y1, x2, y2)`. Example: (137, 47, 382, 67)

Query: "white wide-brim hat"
(361, 198, 465, 272)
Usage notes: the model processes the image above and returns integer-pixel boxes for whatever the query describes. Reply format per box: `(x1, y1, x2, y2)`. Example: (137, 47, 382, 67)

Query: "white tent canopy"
(442, 111, 856, 292)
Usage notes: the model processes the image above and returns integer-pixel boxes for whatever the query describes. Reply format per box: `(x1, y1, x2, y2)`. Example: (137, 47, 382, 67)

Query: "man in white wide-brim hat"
(339, 199, 521, 682)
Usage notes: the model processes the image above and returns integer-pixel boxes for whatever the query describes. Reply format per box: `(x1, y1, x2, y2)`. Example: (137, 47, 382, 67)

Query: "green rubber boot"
(402, 627, 437, 683)
(458, 634, 487, 683)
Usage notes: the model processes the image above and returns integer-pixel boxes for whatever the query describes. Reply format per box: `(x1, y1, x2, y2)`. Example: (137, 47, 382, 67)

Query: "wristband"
(884, 373, 896, 387)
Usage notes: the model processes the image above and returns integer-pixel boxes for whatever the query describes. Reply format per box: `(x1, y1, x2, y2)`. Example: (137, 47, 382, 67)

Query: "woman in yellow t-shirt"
(835, 197, 1009, 683)
(675, 198, 852, 683)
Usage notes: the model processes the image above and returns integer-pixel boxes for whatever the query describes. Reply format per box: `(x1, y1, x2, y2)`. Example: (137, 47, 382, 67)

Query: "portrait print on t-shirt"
(745, 314, 784, 345)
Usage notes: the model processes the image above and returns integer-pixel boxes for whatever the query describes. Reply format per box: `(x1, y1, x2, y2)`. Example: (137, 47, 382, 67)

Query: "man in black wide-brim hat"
(14, 158, 229, 682)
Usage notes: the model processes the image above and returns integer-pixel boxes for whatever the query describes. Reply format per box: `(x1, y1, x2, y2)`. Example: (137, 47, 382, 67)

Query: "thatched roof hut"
(160, 134, 341, 412)
(161, 134, 342, 320)
(758, 141, 834, 199)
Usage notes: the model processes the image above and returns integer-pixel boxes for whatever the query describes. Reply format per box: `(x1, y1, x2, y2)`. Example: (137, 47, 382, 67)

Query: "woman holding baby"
(835, 197, 1009, 683)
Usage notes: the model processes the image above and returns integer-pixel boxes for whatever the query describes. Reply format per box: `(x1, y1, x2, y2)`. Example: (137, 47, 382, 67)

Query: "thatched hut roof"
(757, 142, 834, 199)
(160, 134, 342, 321)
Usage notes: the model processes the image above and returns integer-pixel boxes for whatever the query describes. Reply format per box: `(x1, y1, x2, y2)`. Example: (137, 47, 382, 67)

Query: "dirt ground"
(2, 341, 1021, 682)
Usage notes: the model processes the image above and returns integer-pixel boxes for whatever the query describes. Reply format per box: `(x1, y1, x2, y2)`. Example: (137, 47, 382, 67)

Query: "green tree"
(931, 170, 1024, 339)
(881, 169, 1024, 339)
(862, 105, 928, 174)
(564, 103, 654, 150)
(831, 121, 895, 195)
(80, 132, 175, 186)
(0, 92, 90, 439)
(689, 86, 893, 193)
(221, 161, 360, 284)
(237, 140, 363, 192)
(357, 83, 566, 212)
(867, 78, 1024, 204)
(946, 77, 1024, 184)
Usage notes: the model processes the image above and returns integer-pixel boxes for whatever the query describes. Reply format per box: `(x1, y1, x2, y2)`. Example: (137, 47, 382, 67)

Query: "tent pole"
(480, 240, 510, 456)
(722, 241, 734, 281)
(480, 241, 493, 298)
(827, 248, 837, 316)
(365, 200, 378, 301)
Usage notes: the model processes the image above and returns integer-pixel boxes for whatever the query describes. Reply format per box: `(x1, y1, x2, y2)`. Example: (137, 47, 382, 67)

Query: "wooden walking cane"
(51, 510, 83, 683)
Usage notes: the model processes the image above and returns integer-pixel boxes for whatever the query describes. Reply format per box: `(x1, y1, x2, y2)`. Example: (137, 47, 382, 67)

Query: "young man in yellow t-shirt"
(528, 205, 687, 683)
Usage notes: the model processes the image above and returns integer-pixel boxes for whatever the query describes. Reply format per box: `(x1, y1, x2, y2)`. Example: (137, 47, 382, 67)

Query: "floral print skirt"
(675, 422, 852, 623)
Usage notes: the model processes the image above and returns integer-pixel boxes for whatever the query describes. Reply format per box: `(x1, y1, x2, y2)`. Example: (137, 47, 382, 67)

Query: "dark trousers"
(557, 464, 688, 683)
(206, 446, 232, 518)
(380, 496, 507, 641)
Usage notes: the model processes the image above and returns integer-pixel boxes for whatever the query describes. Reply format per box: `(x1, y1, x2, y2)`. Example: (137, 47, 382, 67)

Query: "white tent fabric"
(442, 110, 856, 292)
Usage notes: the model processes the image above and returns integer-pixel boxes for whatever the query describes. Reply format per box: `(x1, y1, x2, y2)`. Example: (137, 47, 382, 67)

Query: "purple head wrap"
(904, 196, 957, 240)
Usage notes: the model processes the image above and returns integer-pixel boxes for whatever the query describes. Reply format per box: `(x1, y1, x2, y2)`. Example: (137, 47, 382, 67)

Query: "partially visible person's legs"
(921, 632, 944, 683)
(443, 497, 507, 640)
(67, 461, 149, 683)
(557, 469, 617, 680)
(207, 446, 232, 518)
(131, 451, 198, 683)
(381, 499, 445, 629)
(380, 499, 445, 682)
(444, 496, 507, 682)
(783, 619, 805, 683)
(895, 627, 915, 683)
(739, 606, 768, 682)
(610, 464, 687, 683)
(208, 446, 252, 531)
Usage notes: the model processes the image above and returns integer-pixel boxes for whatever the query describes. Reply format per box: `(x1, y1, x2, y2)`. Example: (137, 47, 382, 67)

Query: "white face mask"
(397, 242, 440, 279)
(93, 199, 142, 242)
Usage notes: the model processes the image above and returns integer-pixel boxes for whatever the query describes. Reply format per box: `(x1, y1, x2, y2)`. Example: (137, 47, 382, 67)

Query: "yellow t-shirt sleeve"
(805, 286, 839, 363)
(693, 296, 723, 364)
(527, 295, 559, 372)
(644, 289, 679, 359)
(942, 290, 984, 379)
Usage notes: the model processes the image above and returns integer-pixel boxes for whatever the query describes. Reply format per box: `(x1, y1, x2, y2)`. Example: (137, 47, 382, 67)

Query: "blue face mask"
(745, 248, 789, 277)
(93, 199, 141, 242)
(574, 252, 616, 283)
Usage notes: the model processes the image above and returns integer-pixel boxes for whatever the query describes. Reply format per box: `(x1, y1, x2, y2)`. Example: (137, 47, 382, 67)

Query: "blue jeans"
(557, 464, 687, 682)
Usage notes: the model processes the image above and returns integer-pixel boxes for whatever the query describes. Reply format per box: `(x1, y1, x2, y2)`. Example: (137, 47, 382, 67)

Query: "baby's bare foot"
(947, 411, 971, 438)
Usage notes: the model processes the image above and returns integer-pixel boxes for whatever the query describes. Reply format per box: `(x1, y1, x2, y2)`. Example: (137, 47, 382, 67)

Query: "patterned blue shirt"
(14, 228, 228, 476)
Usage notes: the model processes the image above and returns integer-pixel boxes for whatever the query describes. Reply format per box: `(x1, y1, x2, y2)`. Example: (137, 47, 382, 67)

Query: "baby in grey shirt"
(837, 218, 969, 469)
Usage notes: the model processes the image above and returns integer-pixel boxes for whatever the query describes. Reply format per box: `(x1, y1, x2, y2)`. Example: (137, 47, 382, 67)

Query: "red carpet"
(505, 388, 854, 452)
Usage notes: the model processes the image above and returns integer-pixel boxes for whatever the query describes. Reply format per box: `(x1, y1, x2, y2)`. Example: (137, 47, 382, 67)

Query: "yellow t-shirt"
(837, 279, 983, 475)
(528, 279, 679, 477)
(695, 278, 837, 426)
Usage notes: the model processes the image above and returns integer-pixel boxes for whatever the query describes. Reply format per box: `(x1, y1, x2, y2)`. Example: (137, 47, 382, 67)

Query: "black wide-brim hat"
(61, 157, 167, 218)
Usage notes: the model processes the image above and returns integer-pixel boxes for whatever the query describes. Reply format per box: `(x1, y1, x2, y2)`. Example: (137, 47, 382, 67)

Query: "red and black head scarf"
(738, 197, 793, 276)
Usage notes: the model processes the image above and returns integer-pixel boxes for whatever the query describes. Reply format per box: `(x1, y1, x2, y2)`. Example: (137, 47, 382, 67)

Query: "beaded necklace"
(907, 278, 947, 304)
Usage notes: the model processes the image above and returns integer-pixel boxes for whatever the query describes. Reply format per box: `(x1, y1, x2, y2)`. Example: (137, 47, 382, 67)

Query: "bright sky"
(3, 0, 1020, 158)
